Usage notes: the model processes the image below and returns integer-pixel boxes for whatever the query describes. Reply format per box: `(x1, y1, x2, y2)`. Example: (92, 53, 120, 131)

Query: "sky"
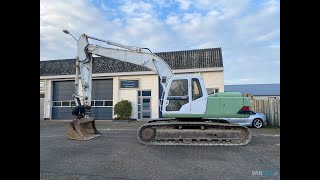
(40, 0, 280, 85)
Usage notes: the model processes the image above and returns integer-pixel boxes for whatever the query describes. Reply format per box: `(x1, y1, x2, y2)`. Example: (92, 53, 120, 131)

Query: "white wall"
(200, 71, 224, 92)
(113, 75, 159, 120)
(43, 80, 52, 119)
(177, 71, 224, 93)
(41, 70, 224, 120)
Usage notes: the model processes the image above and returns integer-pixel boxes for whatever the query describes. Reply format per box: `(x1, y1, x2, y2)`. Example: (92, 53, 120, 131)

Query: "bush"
(114, 100, 132, 120)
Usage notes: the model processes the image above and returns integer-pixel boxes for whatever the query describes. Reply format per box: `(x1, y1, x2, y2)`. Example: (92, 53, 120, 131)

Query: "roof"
(224, 84, 280, 96)
(40, 48, 223, 76)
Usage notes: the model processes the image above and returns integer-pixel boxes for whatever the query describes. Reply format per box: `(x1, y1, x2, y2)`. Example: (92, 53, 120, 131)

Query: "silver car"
(225, 111, 268, 128)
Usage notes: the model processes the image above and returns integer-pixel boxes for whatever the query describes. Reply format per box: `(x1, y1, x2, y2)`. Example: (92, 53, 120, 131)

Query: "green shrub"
(114, 100, 132, 120)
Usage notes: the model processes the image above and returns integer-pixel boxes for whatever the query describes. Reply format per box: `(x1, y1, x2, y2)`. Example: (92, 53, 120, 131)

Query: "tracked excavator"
(64, 30, 252, 146)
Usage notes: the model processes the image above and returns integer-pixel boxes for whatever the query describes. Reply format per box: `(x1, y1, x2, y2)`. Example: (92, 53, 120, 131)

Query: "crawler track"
(138, 119, 251, 146)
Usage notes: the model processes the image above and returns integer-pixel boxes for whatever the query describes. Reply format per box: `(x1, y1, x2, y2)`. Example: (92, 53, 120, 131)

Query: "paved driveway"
(40, 121, 280, 180)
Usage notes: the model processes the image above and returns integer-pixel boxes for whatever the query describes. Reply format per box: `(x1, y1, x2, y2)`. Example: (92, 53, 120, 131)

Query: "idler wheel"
(141, 128, 155, 141)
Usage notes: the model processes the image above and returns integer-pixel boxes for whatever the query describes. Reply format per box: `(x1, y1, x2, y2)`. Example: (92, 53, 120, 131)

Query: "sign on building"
(120, 80, 139, 88)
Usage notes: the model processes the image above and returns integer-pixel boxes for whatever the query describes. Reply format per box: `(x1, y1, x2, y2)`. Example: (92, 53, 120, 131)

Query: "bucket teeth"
(67, 118, 101, 140)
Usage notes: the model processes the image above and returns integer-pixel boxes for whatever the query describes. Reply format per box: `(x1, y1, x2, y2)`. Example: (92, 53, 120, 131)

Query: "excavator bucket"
(67, 117, 101, 140)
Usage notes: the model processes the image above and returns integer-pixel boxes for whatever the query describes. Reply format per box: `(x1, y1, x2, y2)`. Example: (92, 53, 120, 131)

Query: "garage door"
(52, 79, 113, 120)
(91, 79, 113, 119)
(52, 80, 75, 119)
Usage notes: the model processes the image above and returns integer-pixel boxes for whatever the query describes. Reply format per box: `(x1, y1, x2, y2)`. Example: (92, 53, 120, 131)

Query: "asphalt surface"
(40, 121, 280, 180)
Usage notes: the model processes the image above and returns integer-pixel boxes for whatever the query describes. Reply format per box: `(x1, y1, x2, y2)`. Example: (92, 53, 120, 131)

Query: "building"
(40, 48, 224, 120)
(224, 84, 280, 100)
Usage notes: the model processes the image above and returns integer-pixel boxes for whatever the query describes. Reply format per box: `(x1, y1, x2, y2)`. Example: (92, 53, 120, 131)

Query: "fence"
(251, 98, 280, 127)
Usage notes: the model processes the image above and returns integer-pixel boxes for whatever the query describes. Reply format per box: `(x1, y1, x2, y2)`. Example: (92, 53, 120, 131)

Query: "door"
(40, 93, 45, 120)
(52, 79, 113, 120)
(164, 79, 190, 113)
(137, 90, 151, 120)
(190, 78, 207, 114)
(91, 79, 113, 120)
(52, 80, 74, 120)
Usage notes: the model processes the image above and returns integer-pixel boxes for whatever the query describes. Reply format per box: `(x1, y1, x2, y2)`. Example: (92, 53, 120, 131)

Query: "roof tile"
(40, 48, 223, 76)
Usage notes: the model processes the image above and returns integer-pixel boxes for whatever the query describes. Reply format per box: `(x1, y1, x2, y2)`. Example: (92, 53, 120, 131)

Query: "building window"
(53, 100, 113, 107)
(53, 102, 61, 107)
(61, 101, 70, 106)
(207, 88, 219, 95)
(95, 101, 104, 106)
(91, 100, 113, 107)
(142, 91, 151, 96)
(104, 101, 113, 106)
(40, 94, 45, 99)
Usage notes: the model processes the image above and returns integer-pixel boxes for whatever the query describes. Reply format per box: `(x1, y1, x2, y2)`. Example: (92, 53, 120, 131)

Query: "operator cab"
(161, 75, 208, 116)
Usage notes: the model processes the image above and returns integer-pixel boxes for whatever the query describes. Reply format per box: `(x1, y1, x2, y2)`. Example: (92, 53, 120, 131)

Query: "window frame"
(166, 79, 189, 111)
(207, 88, 219, 95)
(168, 79, 189, 97)
(191, 78, 203, 101)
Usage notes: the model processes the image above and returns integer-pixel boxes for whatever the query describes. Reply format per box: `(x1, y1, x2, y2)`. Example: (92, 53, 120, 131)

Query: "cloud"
(40, 0, 279, 84)
(268, 44, 280, 49)
(255, 29, 280, 42)
(40, 0, 121, 60)
(176, 0, 191, 10)
(235, 0, 280, 45)
(120, 0, 154, 16)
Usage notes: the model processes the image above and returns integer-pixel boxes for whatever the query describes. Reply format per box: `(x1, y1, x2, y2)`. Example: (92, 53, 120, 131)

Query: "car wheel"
(252, 118, 263, 128)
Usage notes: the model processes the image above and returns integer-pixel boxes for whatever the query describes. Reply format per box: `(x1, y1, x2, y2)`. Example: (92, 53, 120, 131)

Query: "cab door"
(189, 78, 207, 114)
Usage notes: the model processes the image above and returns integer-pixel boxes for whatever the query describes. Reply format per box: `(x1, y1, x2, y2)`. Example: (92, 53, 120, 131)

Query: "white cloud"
(176, 0, 191, 10)
(185, 0, 250, 19)
(100, 2, 108, 11)
(120, 0, 154, 16)
(40, 0, 121, 60)
(40, 0, 279, 84)
(165, 15, 179, 25)
(235, 0, 280, 45)
(151, 0, 173, 8)
(164, 12, 222, 45)
(268, 44, 280, 49)
(255, 29, 280, 42)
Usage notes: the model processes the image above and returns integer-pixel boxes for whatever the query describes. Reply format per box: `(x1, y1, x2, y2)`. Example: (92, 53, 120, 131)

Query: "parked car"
(225, 111, 267, 128)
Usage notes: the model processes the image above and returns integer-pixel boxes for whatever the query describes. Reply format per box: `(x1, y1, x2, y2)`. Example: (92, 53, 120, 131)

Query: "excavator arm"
(81, 34, 174, 87)
(73, 34, 174, 116)
(87, 44, 174, 89)
(67, 33, 174, 140)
